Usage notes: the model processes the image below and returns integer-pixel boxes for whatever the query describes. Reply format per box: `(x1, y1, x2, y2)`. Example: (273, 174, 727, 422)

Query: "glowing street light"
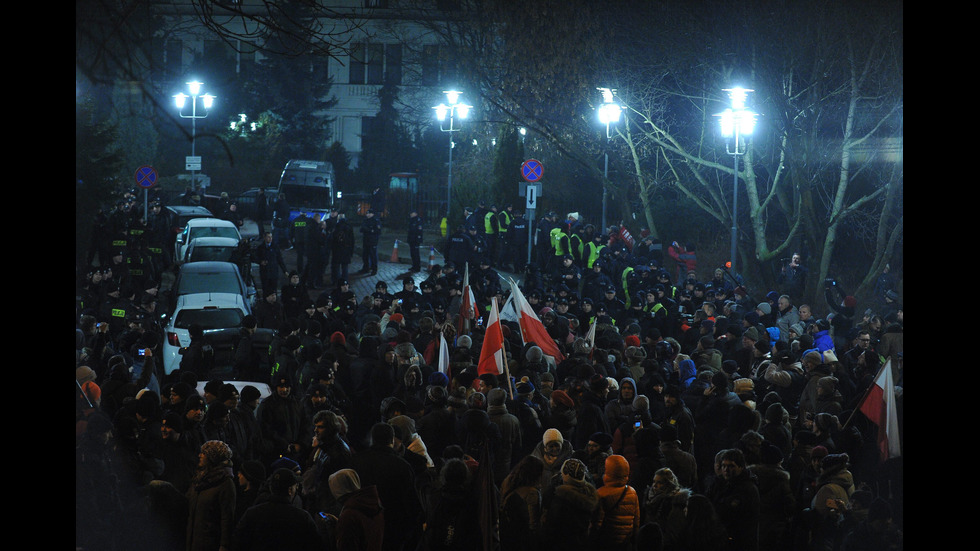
(174, 80, 215, 194)
(433, 90, 472, 220)
(597, 87, 622, 231)
(716, 86, 756, 272)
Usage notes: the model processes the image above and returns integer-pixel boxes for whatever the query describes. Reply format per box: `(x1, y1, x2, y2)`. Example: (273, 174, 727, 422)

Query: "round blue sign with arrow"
(521, 159, 543, 182)
(135, 165, 158, 189)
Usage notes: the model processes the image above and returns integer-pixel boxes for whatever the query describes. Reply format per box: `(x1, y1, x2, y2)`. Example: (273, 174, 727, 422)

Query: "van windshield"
(281, 183, 331, 210)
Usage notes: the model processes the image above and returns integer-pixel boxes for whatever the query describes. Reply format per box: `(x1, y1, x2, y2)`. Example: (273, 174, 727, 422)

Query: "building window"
(350, 43, 402, 85)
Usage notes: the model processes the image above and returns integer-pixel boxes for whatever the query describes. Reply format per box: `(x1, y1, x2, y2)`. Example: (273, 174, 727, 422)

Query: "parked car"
(175, 218, 242, 264)
(161, 291, 251, 376)
(169, 261, 255, 314)
(163, 205, 214, 255)
(185, 237, 261, 289)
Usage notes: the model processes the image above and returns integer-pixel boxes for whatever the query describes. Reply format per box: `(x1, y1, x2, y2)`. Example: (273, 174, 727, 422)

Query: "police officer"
(506, 210, 528, 272)
(446, 225, 470, 269)
(407, 210, 425, 272)
(291, 211, 313, 276)
(496, 204, 513, 267)
(358, 209, 382, 276)
(483, 204, 500, 267)
(466, 226, 487, 270)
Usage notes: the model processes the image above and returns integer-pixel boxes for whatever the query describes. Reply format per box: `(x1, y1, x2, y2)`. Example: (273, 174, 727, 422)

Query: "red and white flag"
(457, 262, 478, 335)
(507, 279, 565, 362)
(585, 321, 597, 360)
(438, 331, 450, 375)
(477, 297, 505, 376)
(858, 360, 902, 461)
(618, 225, 635, 250)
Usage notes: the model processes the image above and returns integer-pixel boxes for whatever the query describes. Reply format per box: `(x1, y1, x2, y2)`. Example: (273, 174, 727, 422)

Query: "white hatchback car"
(162, 292, 252, 376)
(175, 218, 242, 264)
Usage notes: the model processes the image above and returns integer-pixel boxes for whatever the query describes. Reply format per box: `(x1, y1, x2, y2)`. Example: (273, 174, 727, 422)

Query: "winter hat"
(624, 334, 642, 348)
(589, 432, 614, 449)
(606, 377, 619, 392)
(560, 458, 587, 481)
(543, 428, 564, 447)
(756, 302, 772, 315)
(428, 371, 450, 387)
(200, 440, 233, 465)
(625, 346, 647, 361)
(269, 468, 300, 496)
(466, 392, 487, 410)
(814, 413, 840, 433)
(271, 456, 301, 473)
(389, 313, 404, 324)
(743, 326, 760, 342)
(765, 403, 787, 424)
(328, 468, 362, 500)
(603, 454, 630, 485)
(551, 389, 575, 409)
(540, 372, 555, 383)
(241, 460, 267, 484)
(448, 387, 468, 409)
(632, 394, 650, 413)
(525, 345, 543, 363)
(457, 335, 473, 349)
(789, 322, 806, 336)
(76, 366, 97, 385)
(843, 296, 857, 308)
(388, 415, 418, 441)
(488, 387, 507, 407)
(817, 376, 838, 393)
(330, 331, 346, 346)
(821, 453, 849, 471)
(426, 385, 449, 405)
(810, 445, 829, 462)
(81, 381, 102, 406)
(711, 371, 730, 390)
(760, 441, 784, 465)
(516, 381, 535, 396)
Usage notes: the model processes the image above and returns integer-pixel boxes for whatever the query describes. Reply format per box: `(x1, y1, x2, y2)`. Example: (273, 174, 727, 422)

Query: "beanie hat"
(240, 385, 261, 404)
(814, 412, 840, 433)
(271, 456, 301, 473)
(551, 389, 575, 409)
(328, 468, 361, 500)
(789, 322, 806, 336)
(241, 460, 266, 484)
(525, 345, 543, 363)
(466, 392, 486, 410)
(457, 335, 473, 349)
(76, 366, 97, 385)
(540, 372, 555, 383)
(632, 394, 650, 413)
(200, 440, 233, 464)
(388, 415, 418, 441)
(756, 302, 772, 315)
(817, 376, 838, 393)
(624, 335, 642, 348)
(426, 385, 449, 405)
(428, 371, 450, 387)
(821, 453, 849, 470)
(561, 458, 587, 481)
(447, 387, 468, 409)
(843, 296, 857, 308)
(603, 454, 630, 485)
(516, 381, 535, 396)
(543, 428, 564, 447)
(711, 371, 730, 390)
(625, 346, 647, 361)
(743, 326, 760, 342)
(389, 313, 404, 324)
(589, 432, 614, 449)
(810, 445, 829, 461)
(269, 468, 300, 496)
(330, 331, 346, 345)
(488, 387, 507, 406)
(760, 441, 784, 465)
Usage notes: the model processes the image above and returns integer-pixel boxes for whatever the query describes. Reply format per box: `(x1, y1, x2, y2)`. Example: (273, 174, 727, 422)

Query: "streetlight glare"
(434, 104, 448, 121)
(598, 103, 622, 125)
(457, 104, 470, 119)
(187, 81, 202, 96)
(597, 87, 615, 103)
(202, 93, 215, 109)
(444, 90, 461, 105)
(174, 93, 188, 109)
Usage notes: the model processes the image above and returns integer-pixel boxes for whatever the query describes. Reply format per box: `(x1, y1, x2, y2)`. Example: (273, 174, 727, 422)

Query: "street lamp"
(174, 80, 215, 194)
(597, 87, 622, 231)
(716, 87, 756, 273)
(433, 90, 471, 220)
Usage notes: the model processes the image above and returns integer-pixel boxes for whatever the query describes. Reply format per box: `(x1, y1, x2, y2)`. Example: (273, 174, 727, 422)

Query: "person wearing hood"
(388, 414, 435, 470)
(604, 377, 637, 429)
(186, 440, 237, 551)
(592, 454, 641, 550)
(329, 468, 385, 551)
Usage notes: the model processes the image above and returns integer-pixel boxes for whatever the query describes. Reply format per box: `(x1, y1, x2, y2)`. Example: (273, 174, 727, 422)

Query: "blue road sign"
(135, 166, 158, 189)
(521, 159, 543, 182)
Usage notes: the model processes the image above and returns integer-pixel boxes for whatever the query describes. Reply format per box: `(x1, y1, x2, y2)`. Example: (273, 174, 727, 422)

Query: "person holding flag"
(477, 296, 514, 398)
(506, 277, 565, 364)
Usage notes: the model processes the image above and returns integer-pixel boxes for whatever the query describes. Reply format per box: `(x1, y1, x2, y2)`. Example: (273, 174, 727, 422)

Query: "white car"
(162, 292, 252, 376)
(175, 218, 242, 264)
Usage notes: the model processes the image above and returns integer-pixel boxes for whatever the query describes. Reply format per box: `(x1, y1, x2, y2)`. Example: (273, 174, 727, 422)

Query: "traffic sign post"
(521, 159, 543, 182)
(520, 158, 544, 267)
(186, 156, 202, 171)
(135, 166, 158, 219)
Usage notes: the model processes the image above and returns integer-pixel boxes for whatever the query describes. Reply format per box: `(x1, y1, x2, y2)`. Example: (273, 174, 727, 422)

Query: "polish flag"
(477, 297, 505, 376)
(457, 262, 478, 335)
(618, 225, 635, 250)
(507, 279, 565, 362)
(585, 321, 597, 360)
(858, 360, 902, 461)
(438, 331, 450, 375)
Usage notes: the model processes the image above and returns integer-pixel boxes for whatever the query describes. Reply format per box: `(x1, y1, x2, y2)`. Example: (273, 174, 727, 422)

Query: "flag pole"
(842, 359, 890, 429)
(498, 296, 515, 400)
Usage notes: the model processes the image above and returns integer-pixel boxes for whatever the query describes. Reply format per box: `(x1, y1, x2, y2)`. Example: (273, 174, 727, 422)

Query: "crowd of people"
(76, 197, 904, 551)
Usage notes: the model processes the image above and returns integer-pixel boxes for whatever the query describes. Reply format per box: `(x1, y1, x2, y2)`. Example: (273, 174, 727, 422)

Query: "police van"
(275, 160, 336, 223)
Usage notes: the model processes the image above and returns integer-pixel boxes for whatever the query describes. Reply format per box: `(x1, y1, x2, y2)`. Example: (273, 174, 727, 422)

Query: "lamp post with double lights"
(433, 90, 471, 221)
(173, 81, 215, 194)
(716, 87, 756, 273)
(597, 87, 622, 232)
